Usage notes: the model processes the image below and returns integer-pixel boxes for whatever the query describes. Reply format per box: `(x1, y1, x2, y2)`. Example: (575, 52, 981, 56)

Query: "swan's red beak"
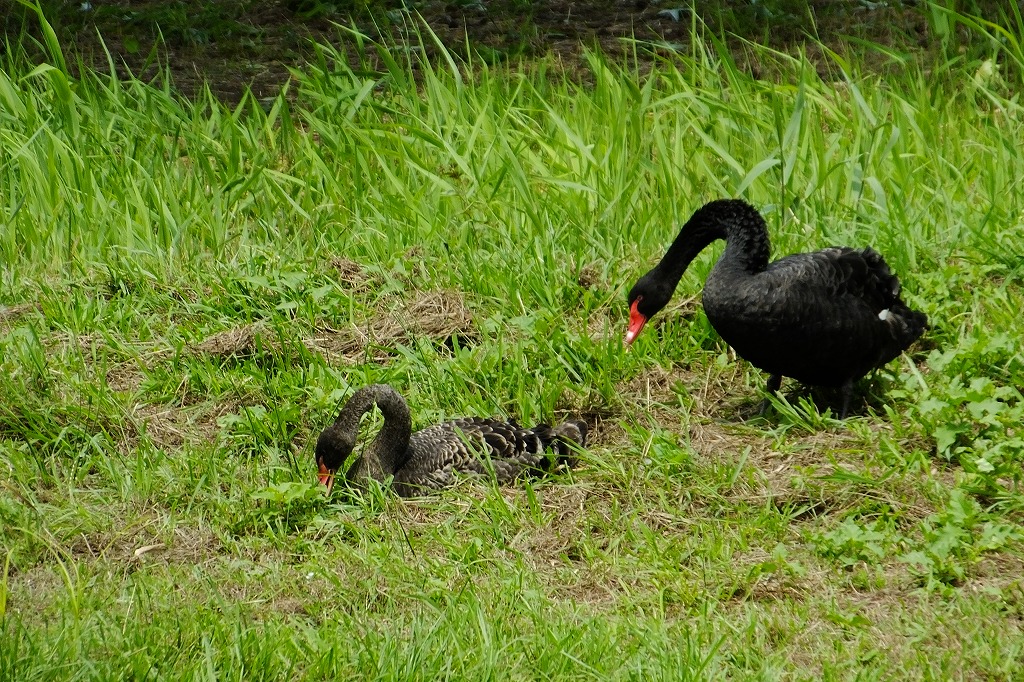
(318, 460, 335, 495)
(625, 299, 647, 346)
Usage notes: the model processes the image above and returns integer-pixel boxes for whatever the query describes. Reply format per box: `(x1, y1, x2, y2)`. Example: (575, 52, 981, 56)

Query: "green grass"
(3, 7, 1024, 679)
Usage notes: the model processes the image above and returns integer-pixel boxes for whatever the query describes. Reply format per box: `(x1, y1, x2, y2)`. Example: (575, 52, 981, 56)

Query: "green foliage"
(3, 5, 1024, 680)
(813, 518, 897, 568)
(249, 480, 325, 530)
(901, 489, 1021, 592)
(892, 267, 1024, 499)
(218, 404, 304, 458)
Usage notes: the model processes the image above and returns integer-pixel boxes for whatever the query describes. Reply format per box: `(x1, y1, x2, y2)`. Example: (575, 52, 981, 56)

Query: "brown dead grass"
(64, 517, 220, 566)
(331, 257, 380, 293)
(307, 289, 476, 363)
(726, 545, 833, 603)
(191, 321, 272, 359)
(576, 263, 605, 291)
(130, 400, 237, 450)
(613, 354, 945, 529)
(106, 360, 147, 394)
(43, 330, 108, 361)
(576, 412, 628, 451)
(972, 553, 1024, 595)
(514, 484, 597, 566)
(97, 286, 474, 452)
(0, 302, 39, 331)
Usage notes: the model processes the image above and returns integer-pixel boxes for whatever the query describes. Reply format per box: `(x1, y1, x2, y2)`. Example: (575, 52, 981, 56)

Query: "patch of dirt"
(576, 262, 605, 291)
(614, 359, 708, 437)
(511, 484, 646, 605)
(612, 355, 946, 527)
(513, 484, 597, 562)
(971, 553, 1024, 596)
(618, 359, 685, 405)
(105, 359, 148, 394)
(724, 545, 832, 603)
(468, 482, 702, 604)
(572, 411, 626, 450)
(152, 528, 226, 566)
(6, 0, 997, 105)
(356, 480, 636, 604)
(84, 519, 219, 565)
(4, 565, 71, 619)
(42, 330, 108, 360)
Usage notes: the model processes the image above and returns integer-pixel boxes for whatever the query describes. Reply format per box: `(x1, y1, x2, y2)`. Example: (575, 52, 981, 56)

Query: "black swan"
(625, 199, 928, 417)
(315, 384, 588, 496)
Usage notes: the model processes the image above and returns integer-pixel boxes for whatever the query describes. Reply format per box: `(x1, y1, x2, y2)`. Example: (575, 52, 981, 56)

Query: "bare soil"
(3, 0, 984, 103)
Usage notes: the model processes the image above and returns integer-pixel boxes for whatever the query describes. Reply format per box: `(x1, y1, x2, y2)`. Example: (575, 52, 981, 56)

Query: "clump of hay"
(191, 322, 274, 360)
(331, 258, 378, 293)
(308, 290, 476, 362)
(577, 263, 604, 290)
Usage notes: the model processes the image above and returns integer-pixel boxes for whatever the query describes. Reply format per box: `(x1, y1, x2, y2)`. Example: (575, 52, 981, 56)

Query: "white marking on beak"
(878, 309, 890, 321)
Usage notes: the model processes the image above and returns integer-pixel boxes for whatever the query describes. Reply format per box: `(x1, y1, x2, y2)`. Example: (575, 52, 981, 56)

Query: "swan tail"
(887, 303, 929, 346)
(858, 248, 929, 349)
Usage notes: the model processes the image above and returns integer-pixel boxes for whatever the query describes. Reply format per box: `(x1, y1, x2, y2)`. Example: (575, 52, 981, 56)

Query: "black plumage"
(315, 384, 587, 496)
(625, 199, 928, 417)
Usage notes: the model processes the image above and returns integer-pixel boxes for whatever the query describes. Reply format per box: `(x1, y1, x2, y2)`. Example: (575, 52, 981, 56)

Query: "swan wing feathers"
(709, 246, 926, 384)
(766, 248, 925, 332)
(766, 247, 897, 308)
(393, 417, 586, 496)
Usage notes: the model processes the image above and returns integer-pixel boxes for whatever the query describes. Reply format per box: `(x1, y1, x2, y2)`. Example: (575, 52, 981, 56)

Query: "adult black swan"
(625, 199, 928, 418)
(315, 384, 587, 496)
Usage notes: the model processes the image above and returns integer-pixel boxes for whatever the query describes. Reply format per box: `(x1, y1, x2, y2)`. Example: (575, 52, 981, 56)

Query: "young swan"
(315, 384, 587, 496)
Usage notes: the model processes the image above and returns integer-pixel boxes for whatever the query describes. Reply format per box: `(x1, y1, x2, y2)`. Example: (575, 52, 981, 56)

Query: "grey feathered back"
(315, 384, 587, 497)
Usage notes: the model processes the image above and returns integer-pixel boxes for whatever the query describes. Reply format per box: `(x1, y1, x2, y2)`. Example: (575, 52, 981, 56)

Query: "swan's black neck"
(627, 199, 772, 323)
(659, 199, 771, 281)
(332, 384, 413, 477)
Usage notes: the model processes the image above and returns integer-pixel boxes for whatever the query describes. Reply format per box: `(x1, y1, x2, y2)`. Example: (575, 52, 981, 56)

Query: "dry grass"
(306, 289, 477, 362)
(191, 322, 271, 359)
(0, 302, 39, 331)
(130, 400, 236, 450)
(330, 257, 380, 293)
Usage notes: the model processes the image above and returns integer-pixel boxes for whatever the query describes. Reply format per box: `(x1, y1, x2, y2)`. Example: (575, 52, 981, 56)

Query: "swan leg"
(759, 374, 783, 415)
(839, 380, 854, 419)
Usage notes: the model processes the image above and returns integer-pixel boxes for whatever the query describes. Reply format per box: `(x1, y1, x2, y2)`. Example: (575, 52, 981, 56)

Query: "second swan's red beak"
(318, 460, 336, 495)
(625, 299, 647, 346)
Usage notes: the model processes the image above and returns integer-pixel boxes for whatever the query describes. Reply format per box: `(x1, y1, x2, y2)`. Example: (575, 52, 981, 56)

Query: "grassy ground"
(3, 5, 1024, 679)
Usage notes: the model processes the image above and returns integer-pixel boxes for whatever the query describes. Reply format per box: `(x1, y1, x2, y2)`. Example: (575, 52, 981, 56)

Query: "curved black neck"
(654, 199, 772, 285)
(334, 384, 413, 476)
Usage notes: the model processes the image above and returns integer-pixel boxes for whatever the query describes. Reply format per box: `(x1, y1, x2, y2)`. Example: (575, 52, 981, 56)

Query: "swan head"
(315, 424, 356, 494)
(625, 273, 674, 345)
